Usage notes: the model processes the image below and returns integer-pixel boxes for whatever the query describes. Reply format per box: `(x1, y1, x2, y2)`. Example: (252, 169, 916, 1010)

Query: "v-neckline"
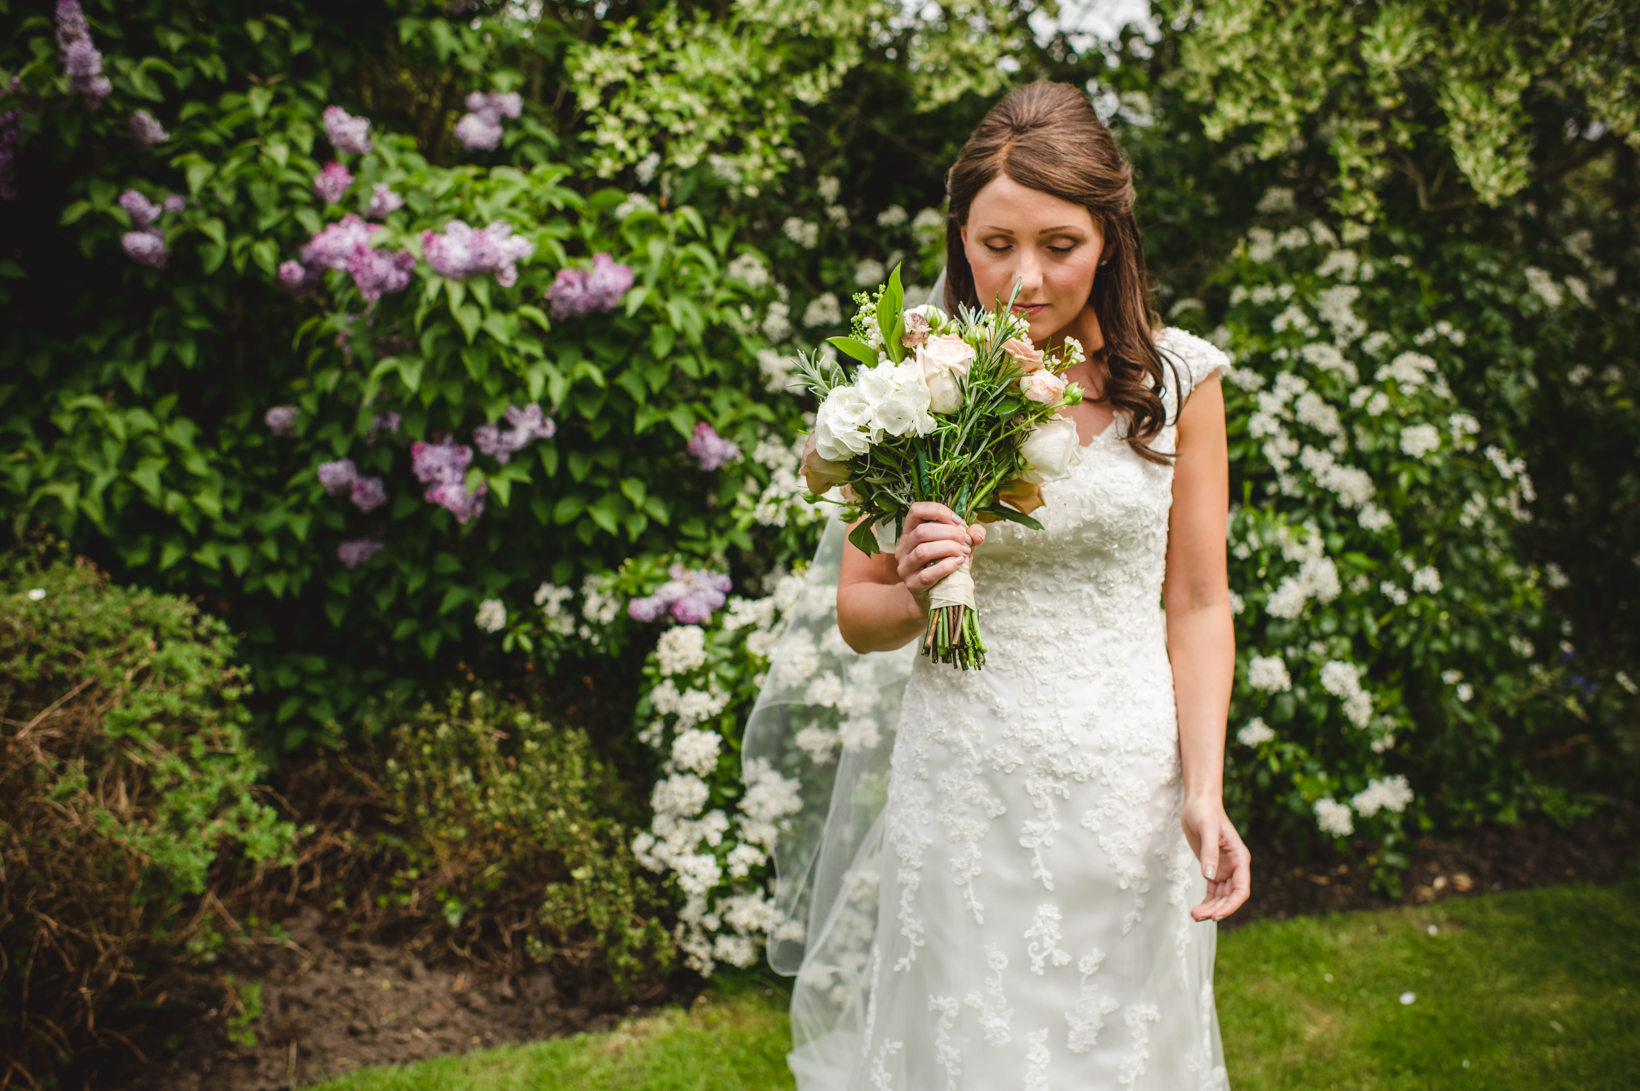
(1078, 414, 1120, 449)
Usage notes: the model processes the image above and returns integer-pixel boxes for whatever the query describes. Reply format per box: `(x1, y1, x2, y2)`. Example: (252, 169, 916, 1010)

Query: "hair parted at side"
(944, 80, 1177, 464)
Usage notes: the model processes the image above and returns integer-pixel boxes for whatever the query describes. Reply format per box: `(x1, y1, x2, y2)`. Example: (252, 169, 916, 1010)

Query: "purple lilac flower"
(0, 97, 20, 200)
(300, 215, 375, 271)
(129, 110, 169, 148)
(119, 189, 163, 227)
(314, 161, 353, 205)
(337, 538, 385, 568)
(365, 182, 403, 220)
(627, 564, 732, 624)
(55, 1, 111, 109)
(546, 253, 635, 320)
(163, 194, 185, 213)
(347, 245, 416, 302)
(265, 406, 299, 436)
(453, 90, 522, 151)
(350, 476, 387, 512)
(473, 403, 556, 464)
(411, 437, 486, 523)
(322, 105, 373, 156)
(369, 410, 402, 441)
(686, 422, 741, 471)
(278, 259, 318, 293)
(421, 220, 533, 287)
(317, 458, 358, 494)
(122, 229, 166, 269)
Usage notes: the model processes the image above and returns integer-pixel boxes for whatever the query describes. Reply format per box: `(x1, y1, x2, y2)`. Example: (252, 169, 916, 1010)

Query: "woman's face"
(960, 172, 1104, 345)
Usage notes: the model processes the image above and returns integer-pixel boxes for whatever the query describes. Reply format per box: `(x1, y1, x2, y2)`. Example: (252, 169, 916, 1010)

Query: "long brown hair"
(944, 80, 1176, 463)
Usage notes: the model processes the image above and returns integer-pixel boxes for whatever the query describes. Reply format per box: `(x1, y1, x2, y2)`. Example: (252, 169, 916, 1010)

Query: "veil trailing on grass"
(740, 276, 945, 1088)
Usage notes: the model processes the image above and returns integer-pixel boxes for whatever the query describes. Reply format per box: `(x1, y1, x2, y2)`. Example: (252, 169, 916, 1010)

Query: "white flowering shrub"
(1210, 222, 1574, 879)
(627, 568, 812, 973)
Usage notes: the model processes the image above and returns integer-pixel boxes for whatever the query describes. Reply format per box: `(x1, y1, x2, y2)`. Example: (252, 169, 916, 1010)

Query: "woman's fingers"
(902, 501, 964, 537)
(904, 554, 967, 592)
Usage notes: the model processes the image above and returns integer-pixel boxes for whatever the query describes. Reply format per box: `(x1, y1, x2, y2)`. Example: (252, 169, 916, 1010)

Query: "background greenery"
(2, 0, 1637, 1081)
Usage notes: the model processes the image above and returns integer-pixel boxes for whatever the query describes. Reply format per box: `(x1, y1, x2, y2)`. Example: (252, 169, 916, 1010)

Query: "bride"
(749, 80, 1250, 1090)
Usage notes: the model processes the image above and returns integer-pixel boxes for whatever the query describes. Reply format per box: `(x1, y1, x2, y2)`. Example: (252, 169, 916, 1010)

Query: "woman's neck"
(1046, 304, 1106, 400)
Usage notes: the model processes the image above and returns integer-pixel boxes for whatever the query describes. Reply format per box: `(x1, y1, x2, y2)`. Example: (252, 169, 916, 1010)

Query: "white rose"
(916, 334, 975, 415)
(814, 384, 877, 461)
(1019, 369, 1068, 404)
(1019, 416, 1080, 482)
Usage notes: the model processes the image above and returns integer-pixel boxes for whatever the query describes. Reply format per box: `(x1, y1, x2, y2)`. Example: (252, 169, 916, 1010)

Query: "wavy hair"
(943, 81, 1177, 463)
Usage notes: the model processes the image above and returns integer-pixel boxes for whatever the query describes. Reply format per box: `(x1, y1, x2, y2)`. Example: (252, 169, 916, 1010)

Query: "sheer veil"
(740, 274, 945, 1088)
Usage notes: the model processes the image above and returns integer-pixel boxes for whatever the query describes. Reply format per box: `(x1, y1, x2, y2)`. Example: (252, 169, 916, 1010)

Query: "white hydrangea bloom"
(1314, 797, 1355, 837)
(738, 758, 802, 850)
(1524, 265, 1563, 307)
(1247, 655, 1292, 692)
(1359, 503, 1393, 532)
(670, 729, 723, 776)
(474, 598, 507, 633)
(761, 300, 793, 342)
(651, 772, 711, 817)
(877, 204, 908, 228)
(533, 583, 576, 635)
(854, 258, 886, 286)
(1411, 566, 1442, 594)
(782, 217, 819, 248)
(726, 842, 768, 878)
(581, 574, 622, 624)
(802, 292, 842, 327)
(657, 624, 709, 676)
(795, 724, 842, 764)
(1399, 423, 1441, 458)
(1351, 775, 1414, 817)
(1237, 718, 1275, 746)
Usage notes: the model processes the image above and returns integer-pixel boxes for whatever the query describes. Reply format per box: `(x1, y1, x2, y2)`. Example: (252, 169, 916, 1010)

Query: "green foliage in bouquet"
(792, 268, 1084, 668)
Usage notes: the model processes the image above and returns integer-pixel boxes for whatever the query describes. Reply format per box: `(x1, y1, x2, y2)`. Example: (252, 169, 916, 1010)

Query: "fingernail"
(1205, 866, 1216, 881)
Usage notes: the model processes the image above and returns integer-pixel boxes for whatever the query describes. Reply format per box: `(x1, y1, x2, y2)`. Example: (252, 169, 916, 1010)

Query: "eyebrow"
(977, 224, 1086, 235)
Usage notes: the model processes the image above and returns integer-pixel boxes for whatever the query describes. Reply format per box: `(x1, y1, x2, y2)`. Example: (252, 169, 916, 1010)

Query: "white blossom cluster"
(631, 567, 809, 973)
(740, 432, 830, 528)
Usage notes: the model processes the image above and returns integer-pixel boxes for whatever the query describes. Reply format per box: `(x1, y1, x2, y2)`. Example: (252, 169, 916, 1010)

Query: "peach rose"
(801, 429, 852, 494)
(994, 478, 1045, 515)
(1002, 337, 1046, 373)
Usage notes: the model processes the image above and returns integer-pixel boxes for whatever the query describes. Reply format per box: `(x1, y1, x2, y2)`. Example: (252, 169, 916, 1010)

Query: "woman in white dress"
(811, 80, 1250, 1089)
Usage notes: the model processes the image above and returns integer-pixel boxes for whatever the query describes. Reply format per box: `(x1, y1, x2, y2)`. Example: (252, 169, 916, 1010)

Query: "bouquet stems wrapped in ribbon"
(795, 265, 1085, 670)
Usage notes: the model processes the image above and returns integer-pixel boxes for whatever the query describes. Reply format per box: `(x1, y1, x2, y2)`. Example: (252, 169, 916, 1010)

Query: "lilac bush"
(313, 161, 353, 205)
(350, 477, 388, 512)
(347, 245, 415, 302)
(128, 110, 168, 148)
(287, 215, 412, 302)
(119, 189, 162, 227)
(54, 0, 109, 109)
(337, 538, 385, 569)
(473, 403, 556, 463)
(686, 422, 741, 471)
(421, 220, 534, 286)
(453, 91, 523, 151)
(365, 182, 403, 220)
(121, 229, 165, 269)
(547, 253, 635, 320)
(317, 459, 357, 494)
(629, 566, 732, 624)
(411, 437, 486, 523)
(322, 105, 372, 155)
(264, 406, 299, 436)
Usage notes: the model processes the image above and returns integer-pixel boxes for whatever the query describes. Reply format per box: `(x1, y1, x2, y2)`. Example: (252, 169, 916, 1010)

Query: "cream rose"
(1002, 337, 1046, 373)
(916, 333, 976, 415)
(1019, 416, 1081, 482)
(813, 384, 877, 461)
(1019, 369, 1068, 404)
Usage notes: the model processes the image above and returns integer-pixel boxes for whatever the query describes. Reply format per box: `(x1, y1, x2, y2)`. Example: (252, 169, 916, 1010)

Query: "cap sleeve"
(1157, 326, 1231, 407)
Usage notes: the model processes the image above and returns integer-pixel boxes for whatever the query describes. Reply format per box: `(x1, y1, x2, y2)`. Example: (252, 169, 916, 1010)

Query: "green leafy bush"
(369, 691, 673, 988)
(0, 548, 293, 1078)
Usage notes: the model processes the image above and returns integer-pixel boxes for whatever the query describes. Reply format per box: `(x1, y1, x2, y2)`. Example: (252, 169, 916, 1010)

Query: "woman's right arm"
(837, 501, 986, 653)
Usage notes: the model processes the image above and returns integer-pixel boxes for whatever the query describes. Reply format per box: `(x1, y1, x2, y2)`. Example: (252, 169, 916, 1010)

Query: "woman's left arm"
(1163, 374, 1252, 922)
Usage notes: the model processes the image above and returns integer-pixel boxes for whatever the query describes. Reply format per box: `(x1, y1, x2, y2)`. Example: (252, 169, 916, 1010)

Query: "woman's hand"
(894, 502, 986, 617)
(1180, 795, 1251, 922)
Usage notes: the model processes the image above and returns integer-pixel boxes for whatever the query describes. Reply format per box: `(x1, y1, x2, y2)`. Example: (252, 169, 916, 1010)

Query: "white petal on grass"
(1399, 991, 1416, 1005)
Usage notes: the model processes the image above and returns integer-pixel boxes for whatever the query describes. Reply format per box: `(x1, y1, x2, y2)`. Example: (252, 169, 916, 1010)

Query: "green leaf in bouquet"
(828, 336, 878, 366)
(848, 519, 881, 557)
(878, 264, 906, 364)
(979, 504, 1045, 531)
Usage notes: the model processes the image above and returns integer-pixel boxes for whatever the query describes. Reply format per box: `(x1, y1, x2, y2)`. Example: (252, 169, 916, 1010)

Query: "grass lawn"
(312, 881, 1639, 1091)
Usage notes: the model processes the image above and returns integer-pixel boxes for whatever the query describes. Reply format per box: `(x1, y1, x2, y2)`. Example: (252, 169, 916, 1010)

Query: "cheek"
(963, 237, 1010, 300)
(1047, 250, 1101, 311)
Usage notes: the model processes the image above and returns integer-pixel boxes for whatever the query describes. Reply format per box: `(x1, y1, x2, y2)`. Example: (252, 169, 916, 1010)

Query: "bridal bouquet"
(794, 265, 1084, 670)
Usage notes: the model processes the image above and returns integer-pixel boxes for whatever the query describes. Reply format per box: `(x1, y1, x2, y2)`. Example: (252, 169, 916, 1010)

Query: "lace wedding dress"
(745, 325, 1232, 1091)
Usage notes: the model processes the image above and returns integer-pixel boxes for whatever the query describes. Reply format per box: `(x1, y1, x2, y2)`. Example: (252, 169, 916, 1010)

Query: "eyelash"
(985, 243, 1076, 256)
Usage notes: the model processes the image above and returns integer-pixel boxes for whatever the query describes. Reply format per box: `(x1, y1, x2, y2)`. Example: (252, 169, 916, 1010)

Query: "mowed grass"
(313, 881, 1640, 1091)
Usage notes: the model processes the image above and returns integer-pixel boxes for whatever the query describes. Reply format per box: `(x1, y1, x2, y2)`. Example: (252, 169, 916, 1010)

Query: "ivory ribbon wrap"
(928, 556, 977, 611)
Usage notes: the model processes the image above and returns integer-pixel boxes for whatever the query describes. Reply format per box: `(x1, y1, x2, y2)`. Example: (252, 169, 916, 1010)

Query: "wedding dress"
(745, 315, 1232, 1091)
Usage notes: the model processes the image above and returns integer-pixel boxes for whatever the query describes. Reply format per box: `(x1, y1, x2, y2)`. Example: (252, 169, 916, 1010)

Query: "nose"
(1013, 248, 1045, 300)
